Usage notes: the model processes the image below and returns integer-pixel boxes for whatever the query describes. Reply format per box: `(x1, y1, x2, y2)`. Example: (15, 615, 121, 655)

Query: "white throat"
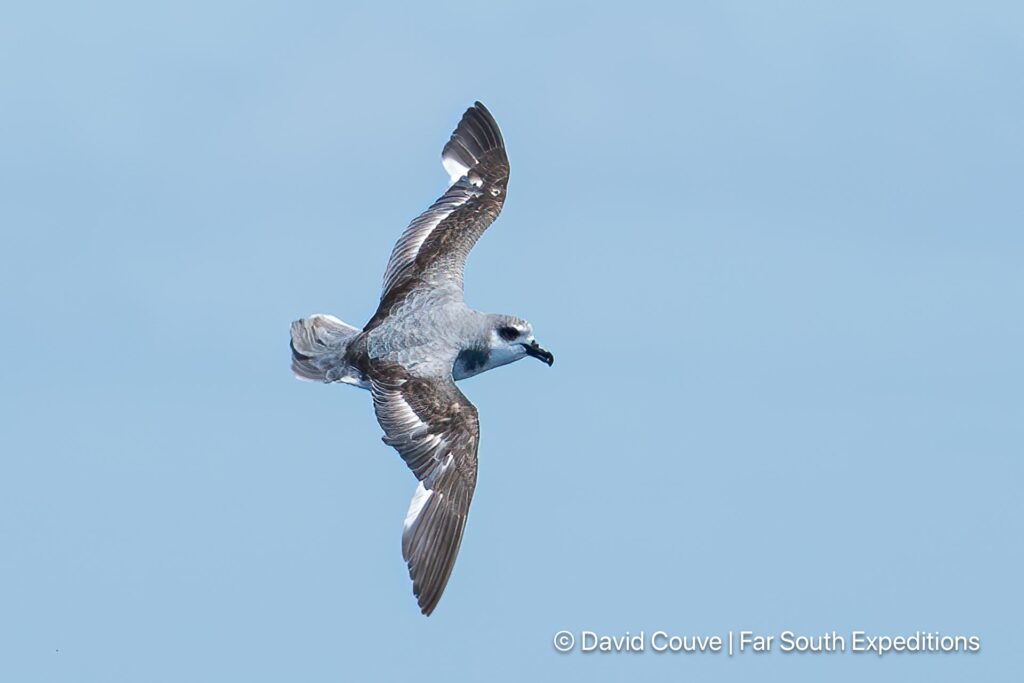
(452, 344, 526, 380)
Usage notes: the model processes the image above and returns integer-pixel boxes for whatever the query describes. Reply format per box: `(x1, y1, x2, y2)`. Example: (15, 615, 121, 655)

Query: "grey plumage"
(289, 102, 553, 615)
(289, 314, 361, 383)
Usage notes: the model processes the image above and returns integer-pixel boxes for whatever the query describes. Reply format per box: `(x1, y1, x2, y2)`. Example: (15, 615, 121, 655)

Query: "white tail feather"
(289, 314, 360, 382)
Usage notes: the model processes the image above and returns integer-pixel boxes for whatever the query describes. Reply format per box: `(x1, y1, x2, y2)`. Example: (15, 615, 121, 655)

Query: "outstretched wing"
(379, 102, 509, 302)
(369, 363, 480, 615)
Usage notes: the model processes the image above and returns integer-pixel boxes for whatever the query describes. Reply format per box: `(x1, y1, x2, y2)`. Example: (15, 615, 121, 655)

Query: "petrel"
(289, 102, 553, 615)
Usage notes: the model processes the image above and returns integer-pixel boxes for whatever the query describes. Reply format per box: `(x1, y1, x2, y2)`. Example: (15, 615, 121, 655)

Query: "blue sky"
(1, 1, 1021, 681)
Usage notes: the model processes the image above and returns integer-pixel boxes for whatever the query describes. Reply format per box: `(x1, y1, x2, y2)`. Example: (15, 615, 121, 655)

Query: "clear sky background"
(1, 1, 1021, 681)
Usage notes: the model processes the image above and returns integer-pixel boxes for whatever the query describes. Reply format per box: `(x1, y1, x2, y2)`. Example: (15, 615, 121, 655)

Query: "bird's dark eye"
(498, 326, 519, 341)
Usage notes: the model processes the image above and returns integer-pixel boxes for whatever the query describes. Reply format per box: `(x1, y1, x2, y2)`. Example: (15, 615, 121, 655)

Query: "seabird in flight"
(289, 102, 553, 615)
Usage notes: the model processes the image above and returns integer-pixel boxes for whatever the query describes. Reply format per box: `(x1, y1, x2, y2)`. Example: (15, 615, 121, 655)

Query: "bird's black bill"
(523, 341, 554, 366)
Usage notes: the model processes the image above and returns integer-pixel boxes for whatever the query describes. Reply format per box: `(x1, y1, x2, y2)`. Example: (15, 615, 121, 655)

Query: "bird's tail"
(289, 314, 360, 382)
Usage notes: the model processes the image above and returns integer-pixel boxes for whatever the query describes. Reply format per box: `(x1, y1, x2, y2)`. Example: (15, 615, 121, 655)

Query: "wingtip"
(408, 568, 440, 616)
(441, 101, 506, 183)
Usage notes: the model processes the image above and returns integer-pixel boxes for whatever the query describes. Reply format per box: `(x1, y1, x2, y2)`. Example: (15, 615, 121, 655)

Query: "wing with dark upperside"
(369, 362, 480, 616)
(379, 102, 509, 303)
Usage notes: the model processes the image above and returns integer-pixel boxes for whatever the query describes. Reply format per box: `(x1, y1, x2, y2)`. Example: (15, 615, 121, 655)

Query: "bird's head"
(487, 316, 554, 367)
